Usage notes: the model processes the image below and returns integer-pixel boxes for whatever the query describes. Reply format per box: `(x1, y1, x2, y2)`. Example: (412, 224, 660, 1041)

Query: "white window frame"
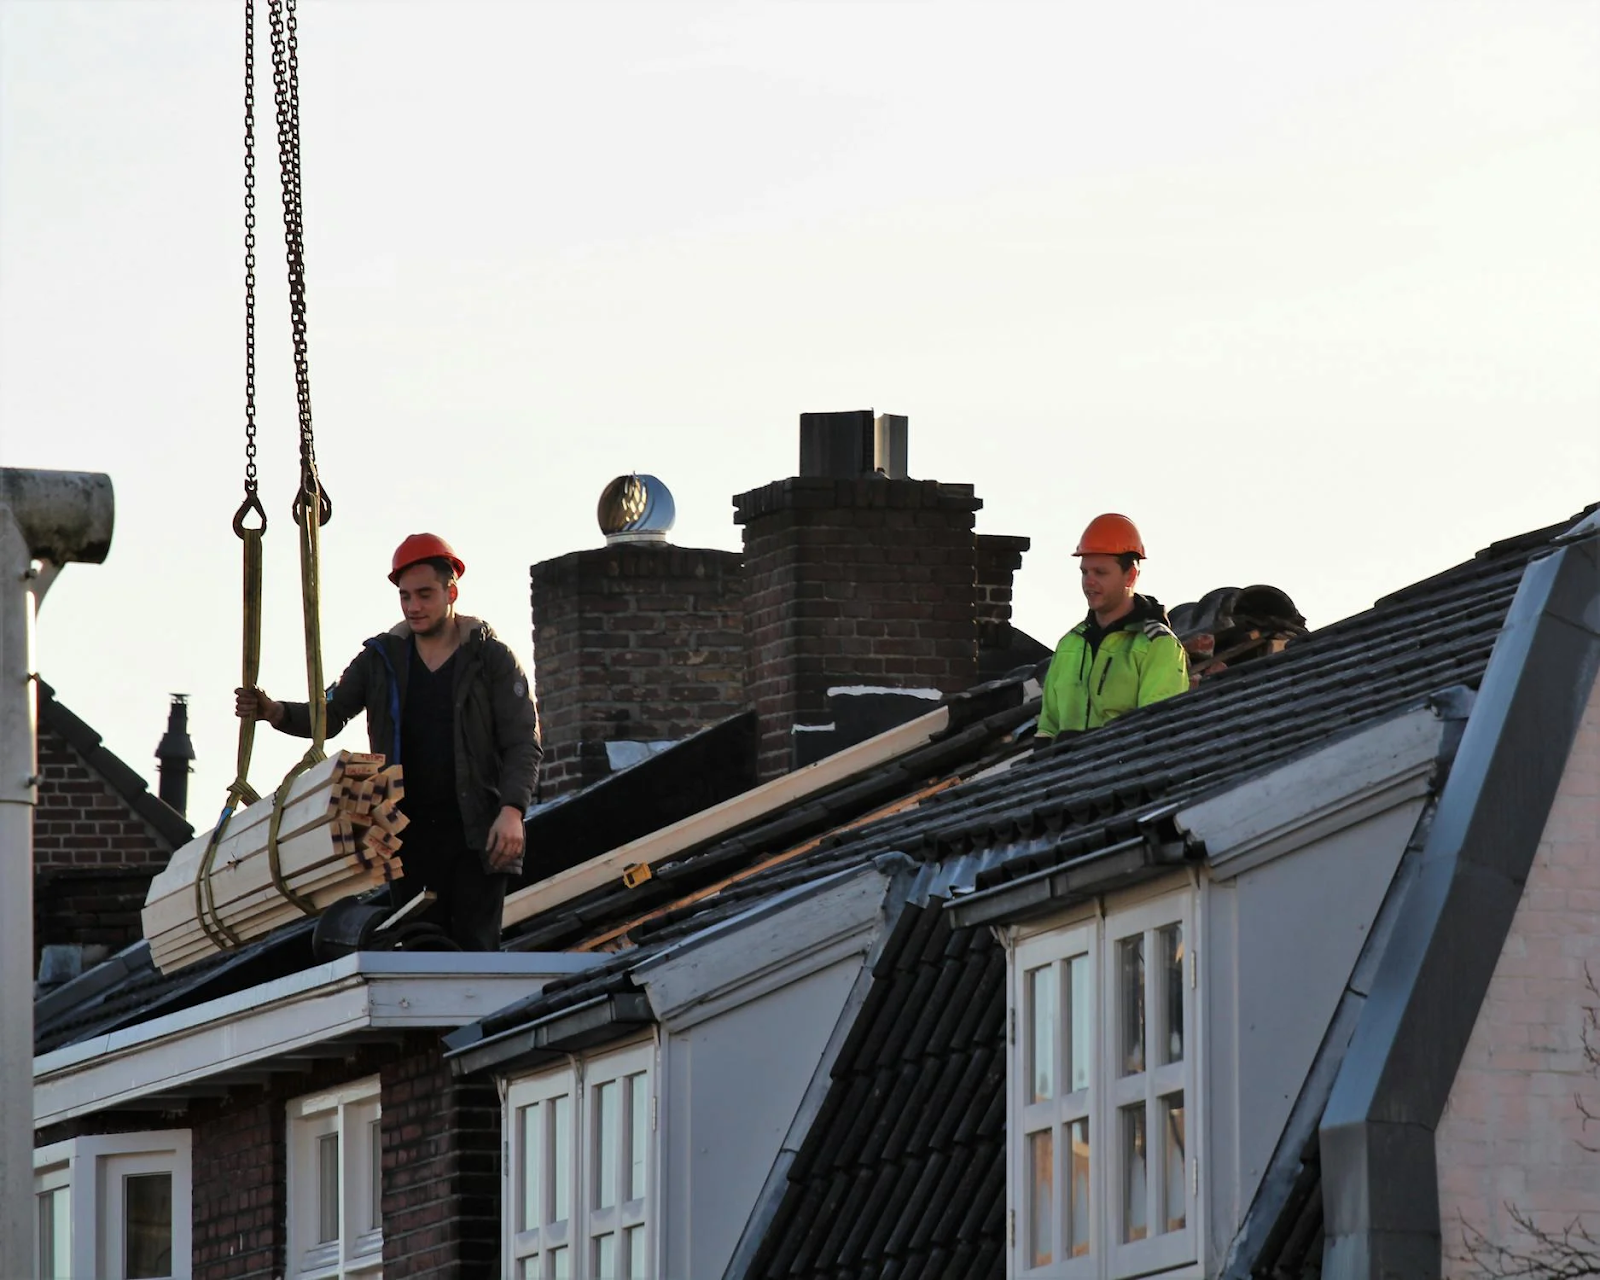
(287, 1076, 383, 1279)
(504, 1039, 656, 1280)
(1010, 889, 1199, 1280)
(32, 1129, 193, 1280)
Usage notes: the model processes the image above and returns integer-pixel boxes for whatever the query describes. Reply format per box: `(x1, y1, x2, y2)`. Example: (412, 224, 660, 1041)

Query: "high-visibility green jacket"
(1037, 595, 1189, 737)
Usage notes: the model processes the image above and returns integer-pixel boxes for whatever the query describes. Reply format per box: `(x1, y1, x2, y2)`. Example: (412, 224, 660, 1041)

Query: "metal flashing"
(1317, 530, 1600, 1280)
(945, 835, 1170, 929)
(444, 991, 655, 1077)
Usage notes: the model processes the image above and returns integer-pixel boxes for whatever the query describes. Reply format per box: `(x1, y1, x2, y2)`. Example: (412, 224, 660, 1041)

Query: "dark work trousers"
(390, 814, 509, 952)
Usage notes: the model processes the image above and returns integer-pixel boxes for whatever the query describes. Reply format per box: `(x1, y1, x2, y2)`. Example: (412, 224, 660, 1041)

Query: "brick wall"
(530, 544, 747, 797)
(33, 722, 178, 871)
(1436, 673, 1600, 1273)
(191, 1095, 284, 1280)
(735, 477, 982, 780)
(974, 533, 1029, 630)
(381, 1035, 502, 1277)
(34, 718, 186, 961)
(186, 1037, 501, 1280)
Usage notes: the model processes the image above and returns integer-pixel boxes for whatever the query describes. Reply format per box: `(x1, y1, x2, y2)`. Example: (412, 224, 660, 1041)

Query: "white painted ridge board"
(501, 705, 951, 928)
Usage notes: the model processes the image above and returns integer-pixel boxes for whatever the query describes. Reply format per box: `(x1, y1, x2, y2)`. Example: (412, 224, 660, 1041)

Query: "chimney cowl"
(598, 474, 676, 544)
(798, 410, 908, 480)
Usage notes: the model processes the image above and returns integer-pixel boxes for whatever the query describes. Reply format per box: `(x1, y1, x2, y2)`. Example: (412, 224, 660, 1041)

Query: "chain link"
(268, 0, 330, 526)
(234, 0, 266, 536)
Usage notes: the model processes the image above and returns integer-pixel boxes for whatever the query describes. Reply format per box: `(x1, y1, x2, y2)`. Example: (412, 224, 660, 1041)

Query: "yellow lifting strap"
(264, 471, 328, 918)
(194, 509, 266, 951)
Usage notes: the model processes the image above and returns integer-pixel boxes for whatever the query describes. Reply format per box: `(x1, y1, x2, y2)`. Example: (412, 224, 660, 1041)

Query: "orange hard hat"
(389, 533, 466, 584)
(1074, 513, 1146, 559)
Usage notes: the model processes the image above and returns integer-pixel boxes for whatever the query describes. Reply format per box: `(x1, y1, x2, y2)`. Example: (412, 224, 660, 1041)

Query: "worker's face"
(396, 563, 456, 637)
(1079, 554, 1136, 615)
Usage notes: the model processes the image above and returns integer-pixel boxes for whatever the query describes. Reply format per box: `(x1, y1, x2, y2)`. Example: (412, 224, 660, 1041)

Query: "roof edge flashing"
(1317, 535, 1600, 1273)
(446, 992, 655, 1078)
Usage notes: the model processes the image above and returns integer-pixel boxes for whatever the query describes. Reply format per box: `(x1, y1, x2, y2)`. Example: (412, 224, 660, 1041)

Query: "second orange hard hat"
(1074, 513, 1146, 559)
(389, 533, 466, 584)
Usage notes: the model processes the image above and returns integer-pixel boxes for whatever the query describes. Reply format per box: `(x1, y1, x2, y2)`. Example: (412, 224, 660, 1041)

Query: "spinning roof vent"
(598, 474, 676, 544)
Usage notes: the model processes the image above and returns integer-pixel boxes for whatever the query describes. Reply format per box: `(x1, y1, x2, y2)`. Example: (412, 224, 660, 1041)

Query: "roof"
(743, 896, 1006, 1280)
(452, 503, 1592, 1280)
(36, 678, 194, 849)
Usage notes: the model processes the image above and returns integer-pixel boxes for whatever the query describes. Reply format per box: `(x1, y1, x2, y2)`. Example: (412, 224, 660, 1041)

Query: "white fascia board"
(635, 863, 892, 1029)
(1176, 705, 1446, 881)
(34, 952, 599, 1128)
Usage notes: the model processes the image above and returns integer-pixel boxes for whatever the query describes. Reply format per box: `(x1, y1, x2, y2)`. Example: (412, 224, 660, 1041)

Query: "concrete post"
(0, 468, 113, 1278)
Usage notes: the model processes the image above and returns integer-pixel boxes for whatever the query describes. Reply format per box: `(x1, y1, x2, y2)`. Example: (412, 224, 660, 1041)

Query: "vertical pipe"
(0, 468, 113, 1277)
(0, 512, 38, 1278)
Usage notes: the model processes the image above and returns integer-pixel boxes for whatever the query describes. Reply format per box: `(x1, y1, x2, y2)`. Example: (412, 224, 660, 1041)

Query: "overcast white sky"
(2, 0, 1596, 819)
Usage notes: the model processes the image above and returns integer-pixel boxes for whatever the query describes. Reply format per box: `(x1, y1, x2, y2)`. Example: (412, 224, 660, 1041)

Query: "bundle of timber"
(142, 751, 408, 974)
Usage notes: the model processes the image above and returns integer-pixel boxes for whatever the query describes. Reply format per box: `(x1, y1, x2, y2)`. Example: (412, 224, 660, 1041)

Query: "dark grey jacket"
(278, 615, 541, 874)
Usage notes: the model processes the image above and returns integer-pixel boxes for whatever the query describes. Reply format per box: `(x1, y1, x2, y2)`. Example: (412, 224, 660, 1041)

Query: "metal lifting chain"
(200, 0, 334, 942)
(267, 0, 330, 531)
(265, 0, 327, 917)
(202, 0, 271, 951)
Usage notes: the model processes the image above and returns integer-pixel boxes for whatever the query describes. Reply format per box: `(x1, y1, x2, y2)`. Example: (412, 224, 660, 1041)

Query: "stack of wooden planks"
(142, 751, 409, 974)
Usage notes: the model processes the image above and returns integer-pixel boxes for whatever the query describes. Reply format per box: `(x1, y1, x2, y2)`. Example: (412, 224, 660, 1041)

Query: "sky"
(1, 0, 1596, 822)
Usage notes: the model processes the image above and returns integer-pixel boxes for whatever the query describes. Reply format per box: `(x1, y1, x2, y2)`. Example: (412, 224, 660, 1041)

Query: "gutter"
(444, 991, 656, 1077)
(1318, 526, 1600, 1280)
(945, 833, 1183, 929)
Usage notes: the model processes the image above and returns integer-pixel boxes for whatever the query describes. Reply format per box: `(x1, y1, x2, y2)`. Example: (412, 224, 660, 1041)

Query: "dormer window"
(505, 1040, 655, 1280)
(1012, 890, 1197, 1278)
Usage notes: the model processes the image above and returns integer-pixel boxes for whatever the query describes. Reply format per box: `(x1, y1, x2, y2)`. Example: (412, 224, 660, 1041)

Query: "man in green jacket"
(236, 533, 541, 950)
(1035, 513, 1190, 743)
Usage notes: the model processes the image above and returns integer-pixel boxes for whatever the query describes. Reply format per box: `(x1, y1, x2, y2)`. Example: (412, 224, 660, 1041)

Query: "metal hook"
(232, 489, 268, 537)
(290, 476, 333, 528)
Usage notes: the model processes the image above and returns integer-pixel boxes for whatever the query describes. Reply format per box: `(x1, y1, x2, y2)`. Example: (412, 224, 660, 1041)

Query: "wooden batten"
(142, 752, 407, 974)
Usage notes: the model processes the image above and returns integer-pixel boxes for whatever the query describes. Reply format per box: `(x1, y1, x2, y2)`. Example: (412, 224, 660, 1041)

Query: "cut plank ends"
(142, 753, 407, 973)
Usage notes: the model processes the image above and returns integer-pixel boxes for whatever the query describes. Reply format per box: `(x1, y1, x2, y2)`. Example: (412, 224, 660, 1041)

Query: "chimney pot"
(155, 694, 194, 818)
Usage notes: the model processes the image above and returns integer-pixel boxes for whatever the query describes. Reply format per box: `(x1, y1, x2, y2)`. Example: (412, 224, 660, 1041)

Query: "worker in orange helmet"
(235, 533, 542, 950)
(1035, 514, 1190, 744)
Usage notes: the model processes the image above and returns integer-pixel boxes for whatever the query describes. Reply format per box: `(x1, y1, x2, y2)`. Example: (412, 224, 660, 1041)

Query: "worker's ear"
(448, 582, 459, 604)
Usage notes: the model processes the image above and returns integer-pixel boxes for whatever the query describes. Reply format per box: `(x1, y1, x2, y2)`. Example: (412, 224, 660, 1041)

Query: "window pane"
(1068, 1119, 1091, 1258)
(627, 1072, 649, 1202)
(1163, 1093, 1187, 1233)
(370, 1118, 383, 1232)
(626, 1224, 645, 1278)
(1027, 963, 1056, 1101)
(38, 1187, 70, 1280)
(125, 1172, 173, 1279)
(1119, 936, 1145, 1076)
(520, 1103, 543, 1230)
(318, 1132, 341, 1244)
(1068, 954, 1091, 1093)
(596, 1232, 617, 1278)
(1028, 1129, 1053, 1266)
(1122, 1105, 1148, 1243)
(552, 1094, 572, 1224)
(596, 1080, 619, 1210)
(518, 1259, 537, 1280)
(551, 1244, 570, 1280)
(1160, 923, 1185, 1065)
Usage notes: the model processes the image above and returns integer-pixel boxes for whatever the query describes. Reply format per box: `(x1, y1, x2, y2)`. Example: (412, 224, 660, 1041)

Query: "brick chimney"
(734, 411, 983, 780)
(530, 476, 746, 799)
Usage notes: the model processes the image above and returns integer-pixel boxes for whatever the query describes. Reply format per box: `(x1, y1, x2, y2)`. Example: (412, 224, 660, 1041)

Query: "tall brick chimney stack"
(530, 476, 747, 799)
(734, 411, 983, 780)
